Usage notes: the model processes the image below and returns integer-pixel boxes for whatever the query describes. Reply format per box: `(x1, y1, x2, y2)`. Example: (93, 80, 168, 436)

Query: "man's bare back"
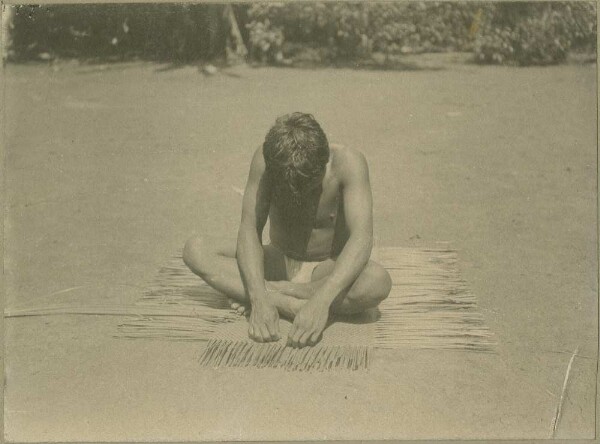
(183, 113, 391, 347)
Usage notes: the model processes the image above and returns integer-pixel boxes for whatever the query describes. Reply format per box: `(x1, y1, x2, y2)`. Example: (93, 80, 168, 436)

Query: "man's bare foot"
(226, 281, 311, 318)
(267, 280, 317, 300)
(228, 298, 250, 315)
(265, 290, 305, 320)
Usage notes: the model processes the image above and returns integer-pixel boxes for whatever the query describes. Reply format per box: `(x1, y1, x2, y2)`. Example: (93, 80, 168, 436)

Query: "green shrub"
(246, 3, 370, 60)
(246, 2, 482, 61)
(10, 4, 233, 62)
(247, 19, 285, 63)
(7, 2, 597, 66)
(247, 1, 596, 66)
(369, 2, 484, 54)
(474, 2, 596, 65)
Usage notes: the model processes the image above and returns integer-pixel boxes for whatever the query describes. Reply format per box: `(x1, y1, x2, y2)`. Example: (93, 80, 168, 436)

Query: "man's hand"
(248, 298, 280, 342)
(287, 299, 330, 348)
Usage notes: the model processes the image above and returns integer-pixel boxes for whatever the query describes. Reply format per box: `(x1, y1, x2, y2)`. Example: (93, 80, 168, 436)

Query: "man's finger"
(298, 331, 312, 348)
(308, 331, 321, 346)
(287, 325, 297, 347)
(290, 330, 303, 348)
(259, 325, 270, 342)
(252, 325, 264, 343)
(266, 322, 279, 341)
(287, 331, 295, 347)
(267, 325, 278, 342)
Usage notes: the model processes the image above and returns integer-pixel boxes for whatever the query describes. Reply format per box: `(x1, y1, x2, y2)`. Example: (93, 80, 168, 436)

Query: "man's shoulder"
(251, 145, 266, 167)
(331, 144, 368, 178)
(246, 145, 267, 179)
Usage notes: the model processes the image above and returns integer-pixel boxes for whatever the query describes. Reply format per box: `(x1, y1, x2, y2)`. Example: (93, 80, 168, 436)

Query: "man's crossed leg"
(183, 235, 391, 346)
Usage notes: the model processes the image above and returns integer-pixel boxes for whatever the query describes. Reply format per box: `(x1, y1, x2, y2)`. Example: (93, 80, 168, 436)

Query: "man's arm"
(237, 147, 270, 300)
(287, 149, 373, 348)
(313, 149, 374, 305)
(236, 147, 280, 342)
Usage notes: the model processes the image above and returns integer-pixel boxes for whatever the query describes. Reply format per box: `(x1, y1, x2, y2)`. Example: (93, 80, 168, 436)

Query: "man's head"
(263, 112, 329, 204)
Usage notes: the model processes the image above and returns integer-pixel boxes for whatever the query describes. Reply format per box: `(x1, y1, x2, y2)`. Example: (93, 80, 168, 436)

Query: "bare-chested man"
(183, 112, 391, 348)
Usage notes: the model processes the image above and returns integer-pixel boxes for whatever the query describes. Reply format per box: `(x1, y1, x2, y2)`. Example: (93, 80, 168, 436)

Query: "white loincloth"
(283, 256, 321, 283)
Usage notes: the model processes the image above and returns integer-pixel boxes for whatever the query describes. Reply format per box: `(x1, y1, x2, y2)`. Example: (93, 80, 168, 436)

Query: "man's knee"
(354, 262, 392, 304)
(369, 263, 392, 303)
(183, 235, 213, 273)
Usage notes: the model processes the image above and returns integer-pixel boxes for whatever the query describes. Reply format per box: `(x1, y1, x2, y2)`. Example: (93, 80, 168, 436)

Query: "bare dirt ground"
(3, 55, 597, 441)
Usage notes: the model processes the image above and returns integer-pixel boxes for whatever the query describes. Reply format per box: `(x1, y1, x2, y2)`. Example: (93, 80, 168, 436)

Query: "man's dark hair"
(263, 112, 329, 204)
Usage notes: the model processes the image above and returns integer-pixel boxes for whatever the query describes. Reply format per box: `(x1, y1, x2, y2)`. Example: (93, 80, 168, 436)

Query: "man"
(183, 112, 391, 348)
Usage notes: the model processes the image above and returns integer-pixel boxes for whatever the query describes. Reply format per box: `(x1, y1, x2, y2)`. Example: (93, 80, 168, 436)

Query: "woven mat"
(117, 247, 495, 371)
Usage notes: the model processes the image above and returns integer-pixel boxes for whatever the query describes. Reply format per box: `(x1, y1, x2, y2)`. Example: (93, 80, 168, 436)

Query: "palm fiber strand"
(198, 339, 369, 371)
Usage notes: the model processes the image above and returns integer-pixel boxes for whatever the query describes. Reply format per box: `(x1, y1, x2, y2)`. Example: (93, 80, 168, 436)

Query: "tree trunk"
(2, 4, 15, 62)
(222, 4, 247, 64)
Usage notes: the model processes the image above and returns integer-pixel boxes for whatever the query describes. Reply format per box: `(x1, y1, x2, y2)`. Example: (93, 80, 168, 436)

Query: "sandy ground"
(3, 55, 597, 441)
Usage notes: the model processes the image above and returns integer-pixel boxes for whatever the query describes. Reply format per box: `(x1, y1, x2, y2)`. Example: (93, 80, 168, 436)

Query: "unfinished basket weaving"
(116, 247, 496, 371)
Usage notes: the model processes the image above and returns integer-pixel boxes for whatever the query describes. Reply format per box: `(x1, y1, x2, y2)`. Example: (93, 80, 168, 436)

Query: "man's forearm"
(314, 233, 373, 306)
(236, 225, 267, 303)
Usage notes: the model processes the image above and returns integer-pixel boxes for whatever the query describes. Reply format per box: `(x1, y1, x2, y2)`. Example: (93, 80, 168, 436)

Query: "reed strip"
(197, 341, 369, 371)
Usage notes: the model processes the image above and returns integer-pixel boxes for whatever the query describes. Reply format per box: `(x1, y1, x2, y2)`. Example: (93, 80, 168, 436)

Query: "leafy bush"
(246, 3, 370, 60)
(7, 2, 597, 66)
(247, 1, 596, 66)
(10, 4, 235, 63)
(474, 2, 596, 65)
(369, 2, 484, 54)
(246, 2, 482, 61)
(246, 19, 285, 63)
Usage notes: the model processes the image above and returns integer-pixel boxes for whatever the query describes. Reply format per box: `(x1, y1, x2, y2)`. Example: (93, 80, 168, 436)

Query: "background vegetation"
(6, 2, 596, 66)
